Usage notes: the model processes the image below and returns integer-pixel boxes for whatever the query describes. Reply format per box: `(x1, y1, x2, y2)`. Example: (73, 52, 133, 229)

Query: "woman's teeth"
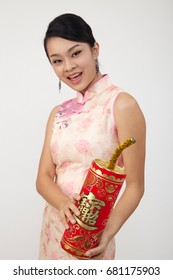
(68, 73, 81, 80)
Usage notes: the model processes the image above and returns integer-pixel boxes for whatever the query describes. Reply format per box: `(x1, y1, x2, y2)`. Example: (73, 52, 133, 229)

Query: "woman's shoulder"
(48, 97, 76, 124)
(49, 104, 60, 118)
(49, 98, 74, 115)
(114, 91, 146, 126)
(115, 91, 141, 112)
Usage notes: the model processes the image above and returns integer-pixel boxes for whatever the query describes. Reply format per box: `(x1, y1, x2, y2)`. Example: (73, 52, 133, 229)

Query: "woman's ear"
(92, 42, 100, 59)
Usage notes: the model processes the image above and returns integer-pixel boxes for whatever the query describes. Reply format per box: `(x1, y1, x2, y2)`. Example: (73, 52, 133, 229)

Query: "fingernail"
(86, 251, 92, 257)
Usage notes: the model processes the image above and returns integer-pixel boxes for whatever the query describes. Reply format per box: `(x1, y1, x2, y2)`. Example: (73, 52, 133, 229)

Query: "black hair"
(44, 13, 96, 58)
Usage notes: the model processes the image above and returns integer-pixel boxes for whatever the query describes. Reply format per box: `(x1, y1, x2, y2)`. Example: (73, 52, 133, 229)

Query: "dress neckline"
(76, 74, 111, 104)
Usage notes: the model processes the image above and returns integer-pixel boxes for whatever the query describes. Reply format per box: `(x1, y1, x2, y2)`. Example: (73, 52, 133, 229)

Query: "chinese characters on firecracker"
(78, 192, 105, 227)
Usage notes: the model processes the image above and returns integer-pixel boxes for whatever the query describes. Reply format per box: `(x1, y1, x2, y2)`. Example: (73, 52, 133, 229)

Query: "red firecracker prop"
(61, 137, 136, 259)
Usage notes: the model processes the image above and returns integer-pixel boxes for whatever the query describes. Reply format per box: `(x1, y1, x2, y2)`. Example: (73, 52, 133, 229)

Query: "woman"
(36, 13, 146, 260)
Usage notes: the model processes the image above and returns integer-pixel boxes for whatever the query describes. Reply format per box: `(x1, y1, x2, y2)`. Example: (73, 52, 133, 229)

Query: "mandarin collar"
(76, 74, 111, 104)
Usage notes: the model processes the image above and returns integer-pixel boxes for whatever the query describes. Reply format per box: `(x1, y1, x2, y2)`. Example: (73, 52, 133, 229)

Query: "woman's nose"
(64, 59, 76, 72)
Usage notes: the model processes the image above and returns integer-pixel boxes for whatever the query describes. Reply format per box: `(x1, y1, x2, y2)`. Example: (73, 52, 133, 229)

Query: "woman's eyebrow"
(50, 44, 81, 58)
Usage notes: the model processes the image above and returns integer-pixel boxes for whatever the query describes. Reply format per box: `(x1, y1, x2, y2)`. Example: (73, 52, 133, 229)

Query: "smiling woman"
(46, 37, 101, 92)
(36, 13, 146, 260)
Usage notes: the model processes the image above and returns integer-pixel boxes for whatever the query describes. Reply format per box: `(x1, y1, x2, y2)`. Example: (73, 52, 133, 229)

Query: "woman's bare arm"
(86, 92, 146, 258)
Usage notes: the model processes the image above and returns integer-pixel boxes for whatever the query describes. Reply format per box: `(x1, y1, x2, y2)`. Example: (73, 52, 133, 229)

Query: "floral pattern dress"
(39, 75, 124, 259)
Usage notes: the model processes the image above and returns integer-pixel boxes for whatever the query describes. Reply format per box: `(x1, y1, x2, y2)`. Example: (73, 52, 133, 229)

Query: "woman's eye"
(72, 50, 81, 57)
(52, 59, 62, 64)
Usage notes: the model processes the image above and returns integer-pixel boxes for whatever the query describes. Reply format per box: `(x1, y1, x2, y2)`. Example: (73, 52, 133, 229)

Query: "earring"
(96, 59, 99, 73)
(59, 79, 61, 93)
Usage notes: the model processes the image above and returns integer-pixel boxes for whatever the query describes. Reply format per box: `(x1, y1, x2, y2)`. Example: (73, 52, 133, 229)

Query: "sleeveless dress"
(39, 75, 124, 260)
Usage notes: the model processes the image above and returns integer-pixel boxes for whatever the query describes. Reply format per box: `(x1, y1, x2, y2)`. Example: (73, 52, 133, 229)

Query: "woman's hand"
(59, 193, 81, 229)
(85, 232, 110, 260)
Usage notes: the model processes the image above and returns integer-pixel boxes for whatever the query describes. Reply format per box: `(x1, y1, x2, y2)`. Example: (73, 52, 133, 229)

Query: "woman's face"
(46, 37, 101, 93)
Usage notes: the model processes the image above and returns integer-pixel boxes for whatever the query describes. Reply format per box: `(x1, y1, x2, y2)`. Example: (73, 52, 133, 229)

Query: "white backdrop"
(0, 0, 172, 260)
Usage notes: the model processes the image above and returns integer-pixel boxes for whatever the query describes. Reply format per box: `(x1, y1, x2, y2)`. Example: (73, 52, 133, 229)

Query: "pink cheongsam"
(39, 75, 124, 259)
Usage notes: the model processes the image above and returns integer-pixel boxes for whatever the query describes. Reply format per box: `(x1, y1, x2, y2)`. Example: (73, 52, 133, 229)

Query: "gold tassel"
(107, 137, 136, 170)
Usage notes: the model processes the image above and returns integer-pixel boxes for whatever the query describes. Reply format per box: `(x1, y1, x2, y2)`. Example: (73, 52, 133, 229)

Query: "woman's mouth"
(67, 72, 82, 84)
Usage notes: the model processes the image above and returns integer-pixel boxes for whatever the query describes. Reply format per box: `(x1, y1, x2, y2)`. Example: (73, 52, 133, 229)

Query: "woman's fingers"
(65, 209, 76, 224)
(70, 202, 80, 216)
(71, 193, 81, 216)
(72, 193, 81, 201)
(85, 244, 105, 259)
(60, 198, 81, 227)
(59, 193, 81, 228)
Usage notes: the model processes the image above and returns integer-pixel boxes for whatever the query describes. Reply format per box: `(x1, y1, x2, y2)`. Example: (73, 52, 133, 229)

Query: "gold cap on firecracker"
(93, 137, 136, 179)
(94, 159, 125, 175)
